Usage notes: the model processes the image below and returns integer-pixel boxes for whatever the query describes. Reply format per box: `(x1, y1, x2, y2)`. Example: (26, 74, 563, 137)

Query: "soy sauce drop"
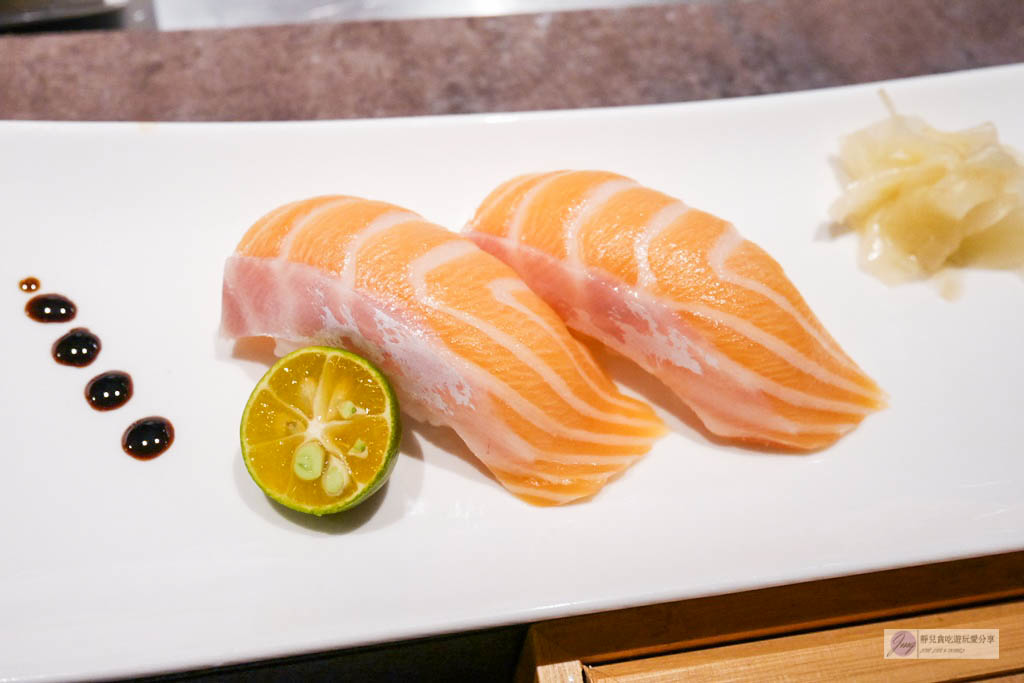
(85, 371, 133, 411)
(52, 328, 101, 367)
(26, 293, 76, 322)
(19, 277, 40, 293)
(122, 417, 174, 459)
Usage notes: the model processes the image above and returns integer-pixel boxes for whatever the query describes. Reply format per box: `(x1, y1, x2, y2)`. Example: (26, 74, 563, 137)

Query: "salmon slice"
(221, 196, 666, 505)
(465, 171, 886, 450)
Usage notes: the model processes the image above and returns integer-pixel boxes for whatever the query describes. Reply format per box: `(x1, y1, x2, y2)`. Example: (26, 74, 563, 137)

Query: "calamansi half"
(241, 346, 401, 516)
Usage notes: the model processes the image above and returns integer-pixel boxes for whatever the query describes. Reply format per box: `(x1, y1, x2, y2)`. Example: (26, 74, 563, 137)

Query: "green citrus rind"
(240, 345, 401, 516)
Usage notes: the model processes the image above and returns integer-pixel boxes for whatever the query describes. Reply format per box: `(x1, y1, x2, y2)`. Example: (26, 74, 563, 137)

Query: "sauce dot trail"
(19, 277, 173, 459)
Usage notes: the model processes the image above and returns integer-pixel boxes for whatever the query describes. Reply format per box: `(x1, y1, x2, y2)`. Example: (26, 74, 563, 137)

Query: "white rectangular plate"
(2, 64, 1023, 681)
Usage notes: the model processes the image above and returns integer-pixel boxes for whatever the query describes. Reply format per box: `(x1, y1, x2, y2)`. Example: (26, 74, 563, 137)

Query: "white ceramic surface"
(2, 65, 1023, 681)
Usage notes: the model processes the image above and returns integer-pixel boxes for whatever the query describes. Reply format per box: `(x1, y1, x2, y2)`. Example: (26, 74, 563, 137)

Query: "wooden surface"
(518, 551, 1024, 683)
(520, 630, 584, 683)
(590, 601, 1023, 682)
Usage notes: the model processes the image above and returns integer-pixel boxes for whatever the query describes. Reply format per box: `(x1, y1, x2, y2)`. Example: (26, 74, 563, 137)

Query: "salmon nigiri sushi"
(221, 196, 665, 505)
(465, 171, 885, 451)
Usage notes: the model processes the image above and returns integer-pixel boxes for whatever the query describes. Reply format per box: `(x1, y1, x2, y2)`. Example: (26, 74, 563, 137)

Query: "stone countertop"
(1, 0, 1022, 121)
